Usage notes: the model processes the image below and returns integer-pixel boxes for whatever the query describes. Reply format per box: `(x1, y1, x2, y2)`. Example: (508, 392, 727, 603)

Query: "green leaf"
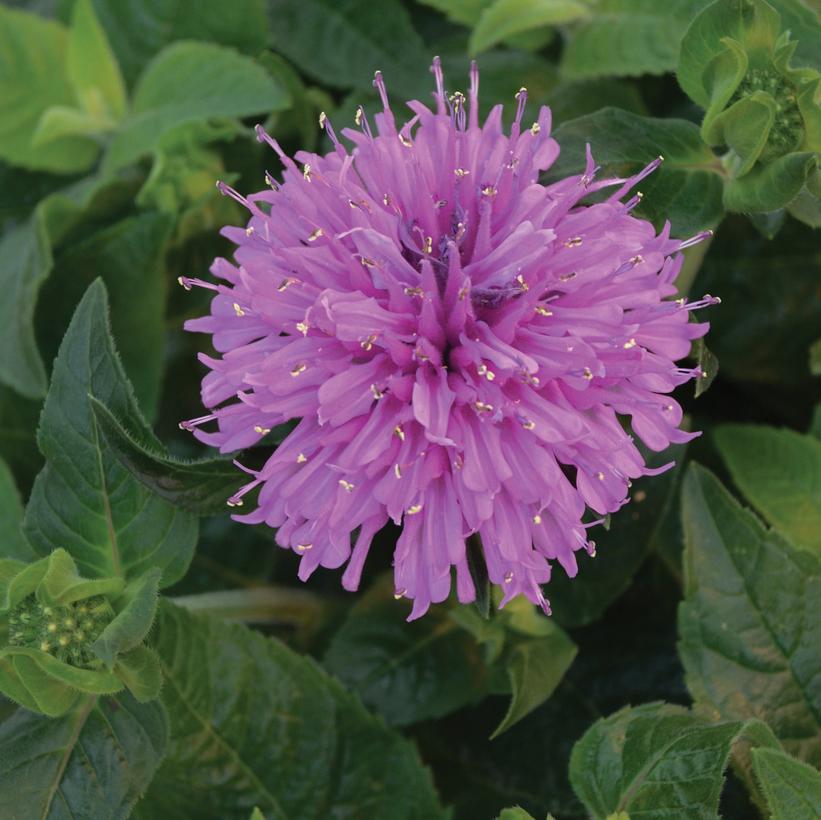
(678, 0, 782, 109)
(91, 398, 243, 515)
(562, 0, 713, 80)
(417, 0, 490, 26)
(549, 444, 688, 628)
(114, 644, 162, 703)
(23, 281, 197, 588)
(67, 0, 127, 123)
(0, 694, 168, 819)
(0, 386, 41, 494)
(752, 746, 821, 819)
(469, 0, 589, 56)
(323, 575, 489, 726)
(90, 0, 270, 88)
(37, 212, 174, 420)
(0, 456, 33, 561)
(265, 0, 431, 99)
(105, 42, 290, 172)
(490, 624, 577, 738)
(693, 217, 821, 388)
(93, 568, 161, 667)
(0, 169, 142, 400)
(715, 424, 821, 553)
(496, 808, 536, 820)
(692, 337, 719, 397)
(548, 108, 726, 235)
(0, 218, 52, 398)
(0, 6, 98, 173)
(811, 338, 821, 376)
(136, 601, 447, 820)
(678, 464, 821, 766)
(723, 150, 819, 212)
(568, 702, 779, 819)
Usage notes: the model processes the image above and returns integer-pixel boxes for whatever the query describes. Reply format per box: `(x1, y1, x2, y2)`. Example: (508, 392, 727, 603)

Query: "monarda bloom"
(182, 60, 716, 619)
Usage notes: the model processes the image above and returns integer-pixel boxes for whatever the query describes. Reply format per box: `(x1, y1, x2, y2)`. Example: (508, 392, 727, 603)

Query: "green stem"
(168, 586, 327, 626)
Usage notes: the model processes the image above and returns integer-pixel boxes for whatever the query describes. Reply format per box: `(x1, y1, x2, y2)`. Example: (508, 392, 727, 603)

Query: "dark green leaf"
(91, 398, 243, 515)
(136, 601, 447, 820)
(90, 0, 270, 87)
(693, 216, 821, 388)
(0, 456, 33, 562)
(38, 212, 173, 420)
(265, 0, 431, 99)
(678, 464, 821, 766)
(562, 0, 713, 80)
(0, 218, 52, 398)
(0, 6, 98, 173)
(490, 625, 577, 739)
(549, 444, 687, 628)
(469, 0, 589, 56)
(324, 575, 488, 726)
(0, 169, 142, 400)
(105, 42, 290, 171)
(0, 386, 41, 495)
(752, 746, 821, 819)
(496, 808, 536, 820)
(568, 702, 778, 819)
(0, 693, 168, 820)
(715, 424, 821, 553)
(23, 281, 197, 587)
(549, 108, 726, 235)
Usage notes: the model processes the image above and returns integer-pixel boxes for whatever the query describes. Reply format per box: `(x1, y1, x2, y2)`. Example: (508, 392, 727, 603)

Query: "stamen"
(297, 453, 308, 463)
(360, 334, 377, 351)
(535, 305, 553, 317)
(406, 504, 423, 515)
(677, 230, 714, 251)
(278, 277, 299, 292)
(431, 56, 446, 114)
(296, 543, 313, 552)
(394, 425, 405, 441)
(370, 384, 384, 399)
(177, 276, 218, 292)
(307, 227, 323, 242)
(338, 479, 355, 492)
(254, 425, 271, 435)
(178, 413, 216, 431)
(394, 464, 402, 478)
(290, 363, 307, 376)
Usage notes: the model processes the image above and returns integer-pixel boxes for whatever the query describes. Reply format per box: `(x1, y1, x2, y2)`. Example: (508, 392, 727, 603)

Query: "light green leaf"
(23, 281, 197, 588)
(90, 398, 243, 515)
(0, 694, 168, 819)
(136, 602, 447, 819)
(323, 575, 489, 726)
(678, 464, 821, 766)
(562, 0, 713, 80)
(0, 6, 98, 173)
(678, 0, 782, 108)
(68, 0, 127, 123)
(31, 105, 113, 148)
(105, 42, 290, 171)
(491, 624, 577, 738)
(715, 424, 821, 553)
(90, 0, 270, 87)
(265, 0, 431, 99)
(569, 702, 779, 819)
(0, 457, 33, 561)
(469, 0, 589, 56)
(549, 107, 726, 237)
(93, 568, 161, 667)
(723, 150, 819, 213)
(114, 644, 162, 703)
(496, 808, 537, 820)
(752, 746, 821, 819)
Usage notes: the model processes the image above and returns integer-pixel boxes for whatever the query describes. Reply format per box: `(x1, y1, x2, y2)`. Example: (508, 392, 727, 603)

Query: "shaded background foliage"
(0, 0, 819, 818)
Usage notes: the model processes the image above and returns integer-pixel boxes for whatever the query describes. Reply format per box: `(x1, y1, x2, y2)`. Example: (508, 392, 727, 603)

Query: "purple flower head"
(182, 59, 716, 620)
